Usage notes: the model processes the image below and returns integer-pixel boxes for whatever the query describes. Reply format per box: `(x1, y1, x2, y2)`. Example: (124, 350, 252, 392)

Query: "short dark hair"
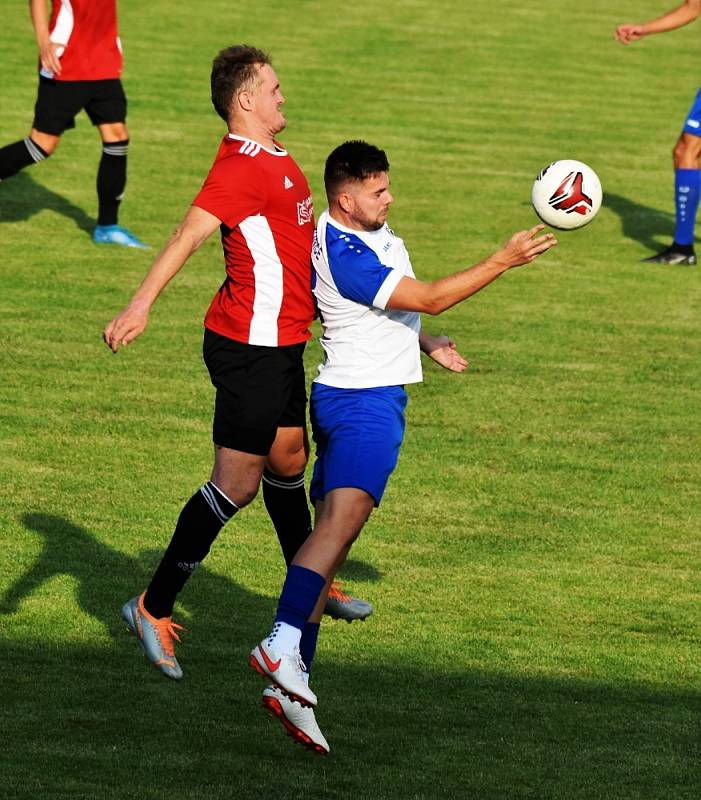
(324, 140, 390, 199)
(210, 45, 271, 122)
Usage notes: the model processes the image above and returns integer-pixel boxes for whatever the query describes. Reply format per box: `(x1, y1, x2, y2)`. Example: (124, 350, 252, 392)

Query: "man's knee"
(29, 129, 60, 156)
(210, 447, 265, 508)
(266, 427, 309, 476)
(673, 134, 701, 168)
(99, 122, 129, 142)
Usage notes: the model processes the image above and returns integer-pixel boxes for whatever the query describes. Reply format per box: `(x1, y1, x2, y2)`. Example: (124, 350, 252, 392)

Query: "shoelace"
(154, 618, 186, 657)
(328, 580, 352, 602)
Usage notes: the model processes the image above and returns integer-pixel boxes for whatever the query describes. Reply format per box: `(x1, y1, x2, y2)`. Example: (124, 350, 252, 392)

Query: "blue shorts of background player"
(683, 88, 701, 135)
(309, 384, 407, 507)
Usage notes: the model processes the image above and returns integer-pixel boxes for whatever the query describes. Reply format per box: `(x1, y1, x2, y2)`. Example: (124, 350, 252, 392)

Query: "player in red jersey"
(103, 45, 367, 752)
(0, 0, 146, 247)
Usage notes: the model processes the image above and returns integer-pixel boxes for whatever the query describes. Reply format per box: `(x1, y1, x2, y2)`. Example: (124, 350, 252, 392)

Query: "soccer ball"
(531, 160, 602, 230)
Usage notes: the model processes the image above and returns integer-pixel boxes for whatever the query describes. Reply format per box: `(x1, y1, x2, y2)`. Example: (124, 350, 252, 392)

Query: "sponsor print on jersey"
(548, 171, 593, 216)
(297, 195, 313, 226)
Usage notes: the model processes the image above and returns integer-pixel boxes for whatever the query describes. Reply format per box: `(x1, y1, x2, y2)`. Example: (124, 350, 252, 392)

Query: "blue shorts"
(309, 383, 407, 506)
(683, 88, 701, 136)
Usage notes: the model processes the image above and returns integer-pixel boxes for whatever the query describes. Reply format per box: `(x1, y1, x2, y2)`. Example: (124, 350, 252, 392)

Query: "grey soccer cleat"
(121, 593, 184, 680)
(262, 684, 330, 755)
(641, 246, 696, 265)
(324, 581, 374, 622)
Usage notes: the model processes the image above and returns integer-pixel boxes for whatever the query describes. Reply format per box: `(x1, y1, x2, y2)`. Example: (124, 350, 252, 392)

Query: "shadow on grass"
(1, 515, 699, 799)
(0, 514, 381, 639)
(603, 192, 678, 253)
(0, 170, 94, 234)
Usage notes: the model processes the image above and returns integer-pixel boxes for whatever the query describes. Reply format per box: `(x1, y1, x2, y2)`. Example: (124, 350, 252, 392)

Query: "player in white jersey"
(249, 140, 557, 753)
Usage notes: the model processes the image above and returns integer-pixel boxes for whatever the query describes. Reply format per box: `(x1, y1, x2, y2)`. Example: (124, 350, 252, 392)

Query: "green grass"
(1, 1, 700, 798)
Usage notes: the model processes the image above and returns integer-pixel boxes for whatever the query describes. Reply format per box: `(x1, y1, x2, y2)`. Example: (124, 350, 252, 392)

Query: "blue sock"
(673, 168, 700, 246)
(275, 565, 326, 630)
(299, 622, 321, 674)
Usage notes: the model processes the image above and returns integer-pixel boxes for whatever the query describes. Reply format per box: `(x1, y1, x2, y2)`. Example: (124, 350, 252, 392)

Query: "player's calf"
(0, 137, 50, 181)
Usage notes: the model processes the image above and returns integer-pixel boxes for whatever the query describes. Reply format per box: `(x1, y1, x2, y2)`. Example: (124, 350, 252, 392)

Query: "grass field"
(1, 1, 700, 798)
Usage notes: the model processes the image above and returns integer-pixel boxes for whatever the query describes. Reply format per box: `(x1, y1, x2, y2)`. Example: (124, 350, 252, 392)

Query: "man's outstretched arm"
(386, 224, 556, 316)
(615, 0, 701, 44)
(103, 205, 221, 352)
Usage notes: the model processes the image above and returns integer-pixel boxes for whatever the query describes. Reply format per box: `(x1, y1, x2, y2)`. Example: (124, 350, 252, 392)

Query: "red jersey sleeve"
(192, 155, 268, 229)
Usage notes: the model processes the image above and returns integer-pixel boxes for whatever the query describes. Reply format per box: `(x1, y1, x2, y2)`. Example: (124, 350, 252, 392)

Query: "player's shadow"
(0, 513, 278, 643)
(2, 519, 699, 798)
(1, 513, 382, 642)
(0, 170, 94, 234)
(603, 191, 684, 251)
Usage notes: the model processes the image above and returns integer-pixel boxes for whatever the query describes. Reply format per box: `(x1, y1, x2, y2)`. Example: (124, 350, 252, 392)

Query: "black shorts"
(32, 77, 127, 136)
(203, 328, 307, 456)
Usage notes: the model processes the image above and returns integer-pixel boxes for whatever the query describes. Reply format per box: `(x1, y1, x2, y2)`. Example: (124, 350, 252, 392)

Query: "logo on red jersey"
(549, 172, 593, 216)
(297, 195, 314, 226)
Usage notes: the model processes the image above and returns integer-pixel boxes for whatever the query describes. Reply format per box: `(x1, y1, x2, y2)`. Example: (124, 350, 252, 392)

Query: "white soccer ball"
(531, 160, 602, 230)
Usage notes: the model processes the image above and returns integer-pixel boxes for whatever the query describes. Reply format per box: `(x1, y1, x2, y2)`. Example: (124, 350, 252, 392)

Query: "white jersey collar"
(227, 133, 287, 156)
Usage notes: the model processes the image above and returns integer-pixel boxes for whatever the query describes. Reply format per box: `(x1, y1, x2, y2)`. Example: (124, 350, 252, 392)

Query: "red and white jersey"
(193, 134, 315, 347)
(41, 0, 123, 81)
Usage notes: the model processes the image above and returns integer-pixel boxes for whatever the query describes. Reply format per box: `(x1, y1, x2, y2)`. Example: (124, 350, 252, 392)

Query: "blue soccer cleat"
(93, 224, 149, 249)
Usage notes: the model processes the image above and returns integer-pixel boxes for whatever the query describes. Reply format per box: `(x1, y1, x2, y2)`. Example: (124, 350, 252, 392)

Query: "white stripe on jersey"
(239, 140, 261, 157)
(240, 216, 285, 346)
(40, 0, 75, 79)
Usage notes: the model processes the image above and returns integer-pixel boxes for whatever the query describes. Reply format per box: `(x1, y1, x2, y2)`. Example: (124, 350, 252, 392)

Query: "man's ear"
(337, 192, 353, 214)
(237, 90, 254, 112)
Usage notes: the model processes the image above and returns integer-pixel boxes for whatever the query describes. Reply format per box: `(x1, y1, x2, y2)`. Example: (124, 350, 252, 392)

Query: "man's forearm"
(426, 257, 509, 315)
(640, 1, 701, 36)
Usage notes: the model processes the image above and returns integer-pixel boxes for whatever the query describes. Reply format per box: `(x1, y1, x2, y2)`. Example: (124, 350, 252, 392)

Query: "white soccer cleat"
(262, 685, 329, 755)
(249, 640, 317, 706)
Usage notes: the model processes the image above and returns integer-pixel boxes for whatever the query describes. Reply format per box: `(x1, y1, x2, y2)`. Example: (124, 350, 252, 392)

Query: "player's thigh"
(309, 383, 407, 507)
(203, 328, 305, 459)
(265, 357, 309, 475)
(32, 77, 85, 137)
(85, 80, 127, 130)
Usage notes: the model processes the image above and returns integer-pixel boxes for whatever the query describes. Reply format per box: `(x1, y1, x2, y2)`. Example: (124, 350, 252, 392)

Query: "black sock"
(671, 241, 695, 254)
(97, 139, 128, 225)
(0, 137, 49, 180)
(262, 469, 312, 565)
(143, 481, 238, 618)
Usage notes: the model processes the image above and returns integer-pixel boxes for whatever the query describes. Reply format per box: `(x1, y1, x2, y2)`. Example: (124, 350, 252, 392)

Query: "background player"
(0, 0, 146, 248)
(616, 1, 701, 265)
(103, 46, 368, 685)
(248, 140, 557, 754)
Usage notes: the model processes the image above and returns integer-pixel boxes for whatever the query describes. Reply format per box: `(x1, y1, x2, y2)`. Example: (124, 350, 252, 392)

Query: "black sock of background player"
(0, 137, 49, 180)
(262, 469, 312, 566)
(143, 482, 238, 619)
(96, 140, 128, 225)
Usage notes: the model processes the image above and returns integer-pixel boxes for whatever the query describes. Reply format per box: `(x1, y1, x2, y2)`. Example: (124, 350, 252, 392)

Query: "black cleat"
(641, 246, 696, 266)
